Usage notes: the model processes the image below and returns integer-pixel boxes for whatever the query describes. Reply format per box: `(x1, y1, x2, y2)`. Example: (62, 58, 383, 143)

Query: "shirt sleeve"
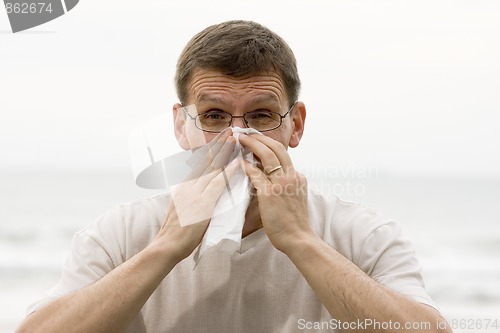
(26, 213, 121, 315)
(356, 220, 439, 310)
(25, 195, 166, 316)
(314, 195, 439, 311)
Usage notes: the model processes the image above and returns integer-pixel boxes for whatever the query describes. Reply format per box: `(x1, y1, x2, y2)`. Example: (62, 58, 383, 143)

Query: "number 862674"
(5, 2, 53, 14)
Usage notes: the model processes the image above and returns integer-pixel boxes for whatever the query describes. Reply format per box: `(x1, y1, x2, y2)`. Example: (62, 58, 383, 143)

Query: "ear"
(288, 101, 306, 148)
(173, 103, 190, 150)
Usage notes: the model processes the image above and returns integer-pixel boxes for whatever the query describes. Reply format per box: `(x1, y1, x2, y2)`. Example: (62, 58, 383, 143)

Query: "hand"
(238, 133, 314, 254)
(153, 131, 240, 261)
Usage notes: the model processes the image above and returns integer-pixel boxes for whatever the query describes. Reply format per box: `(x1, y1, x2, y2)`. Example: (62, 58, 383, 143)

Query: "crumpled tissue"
(193, 127, 261, 263)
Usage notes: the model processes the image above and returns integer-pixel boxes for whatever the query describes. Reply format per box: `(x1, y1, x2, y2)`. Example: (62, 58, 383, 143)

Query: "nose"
(230, 116, 247, 128)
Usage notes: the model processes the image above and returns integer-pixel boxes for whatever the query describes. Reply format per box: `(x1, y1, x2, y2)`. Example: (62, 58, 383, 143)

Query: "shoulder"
(77, 193, 171, 261)
(307, 191, 436, 307)
(307, 189, 396, 235)
(106, 193, 169, 222)
(307, 190, 404, 263)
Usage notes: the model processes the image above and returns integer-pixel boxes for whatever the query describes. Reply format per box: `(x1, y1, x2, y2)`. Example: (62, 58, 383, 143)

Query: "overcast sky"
(1, 0, 499, 178)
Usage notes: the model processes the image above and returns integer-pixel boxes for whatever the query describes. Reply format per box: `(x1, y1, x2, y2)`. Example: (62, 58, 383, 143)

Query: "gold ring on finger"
(266, 165, 283, 175)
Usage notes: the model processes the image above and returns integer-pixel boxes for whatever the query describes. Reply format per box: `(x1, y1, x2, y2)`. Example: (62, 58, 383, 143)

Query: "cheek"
(203, 133, 218, 144)
(184, 123, 217, 148)
(263, 124, 291, 148)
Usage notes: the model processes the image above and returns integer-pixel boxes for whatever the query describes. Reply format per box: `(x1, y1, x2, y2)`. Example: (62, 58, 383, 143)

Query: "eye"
(247, 110, 274, 119)
(201, 110, 230, 120)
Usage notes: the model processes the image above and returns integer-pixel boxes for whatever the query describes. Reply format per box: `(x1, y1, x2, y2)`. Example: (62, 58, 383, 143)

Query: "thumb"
(242, 160, 269, 193)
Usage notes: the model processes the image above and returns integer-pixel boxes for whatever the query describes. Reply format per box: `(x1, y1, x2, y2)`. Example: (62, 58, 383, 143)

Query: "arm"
(17, 135, 240, 333)
(16, 194, 213, 333)
(16, 238, 180, 333)
(286, 233, 451, 333)
(239, 133, 451, 333)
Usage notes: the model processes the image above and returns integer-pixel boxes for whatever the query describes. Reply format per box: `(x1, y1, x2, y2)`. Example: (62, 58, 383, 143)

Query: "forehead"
(186, 69, 288, 107)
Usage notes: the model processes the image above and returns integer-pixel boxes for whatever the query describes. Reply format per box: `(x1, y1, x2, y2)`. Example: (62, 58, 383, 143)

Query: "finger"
(203, 157, 240, 195)
(203, 131, 236, 173)
(194, 157, 237, 190)
(205, 128, 231, 158)
(241, 159, 270, 193)
(173, 159, 240, 227)
(189, 131, 233, 179)
(238, 134, 284, 176)
(201, 130, 232, 173)
(211, 135, 237, 170)
(244, 134, 294, 169)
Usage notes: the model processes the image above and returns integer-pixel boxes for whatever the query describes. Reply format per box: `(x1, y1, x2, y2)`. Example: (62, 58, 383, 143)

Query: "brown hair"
(175, 20, 301, 107)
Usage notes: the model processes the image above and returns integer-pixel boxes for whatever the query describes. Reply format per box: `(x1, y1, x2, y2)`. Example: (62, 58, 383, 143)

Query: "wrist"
(279, 229, 322, 259)
(144, 239, 185, 273)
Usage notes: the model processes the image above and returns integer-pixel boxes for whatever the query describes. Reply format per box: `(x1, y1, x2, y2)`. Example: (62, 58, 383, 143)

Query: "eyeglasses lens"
(196, 110, 281, 132)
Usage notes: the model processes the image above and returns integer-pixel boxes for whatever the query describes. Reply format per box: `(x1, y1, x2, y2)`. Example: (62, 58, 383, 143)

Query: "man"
(17, 20, 451, 332)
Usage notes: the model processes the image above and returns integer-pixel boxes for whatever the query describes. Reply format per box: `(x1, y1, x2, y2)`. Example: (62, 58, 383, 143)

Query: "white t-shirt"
(28, 190, 437, 332)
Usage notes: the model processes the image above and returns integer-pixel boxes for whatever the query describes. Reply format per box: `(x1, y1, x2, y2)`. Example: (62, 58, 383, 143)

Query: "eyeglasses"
(182, 103, 296, 133)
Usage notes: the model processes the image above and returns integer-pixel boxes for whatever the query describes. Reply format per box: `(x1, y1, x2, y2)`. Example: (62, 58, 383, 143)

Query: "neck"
(242, 196, 262, 238)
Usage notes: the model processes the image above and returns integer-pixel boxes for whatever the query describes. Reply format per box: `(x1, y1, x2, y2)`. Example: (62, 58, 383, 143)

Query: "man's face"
(174, 69, 304, 150)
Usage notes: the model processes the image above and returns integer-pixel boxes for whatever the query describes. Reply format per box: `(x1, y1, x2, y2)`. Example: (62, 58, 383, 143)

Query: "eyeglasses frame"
(182, 102, 297, 133)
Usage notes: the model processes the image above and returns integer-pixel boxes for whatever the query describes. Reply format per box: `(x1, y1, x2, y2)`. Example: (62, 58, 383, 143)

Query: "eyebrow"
(196, 94, 281, 107)
(248, 94, 281, 107)
(196, 94, 225, 104)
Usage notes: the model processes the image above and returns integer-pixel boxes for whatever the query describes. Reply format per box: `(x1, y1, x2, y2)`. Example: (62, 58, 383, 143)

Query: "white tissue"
(193, 127, 261, 263)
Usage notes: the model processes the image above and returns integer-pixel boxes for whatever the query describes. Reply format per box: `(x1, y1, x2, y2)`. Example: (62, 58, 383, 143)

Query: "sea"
(1, 168, 499, 333)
